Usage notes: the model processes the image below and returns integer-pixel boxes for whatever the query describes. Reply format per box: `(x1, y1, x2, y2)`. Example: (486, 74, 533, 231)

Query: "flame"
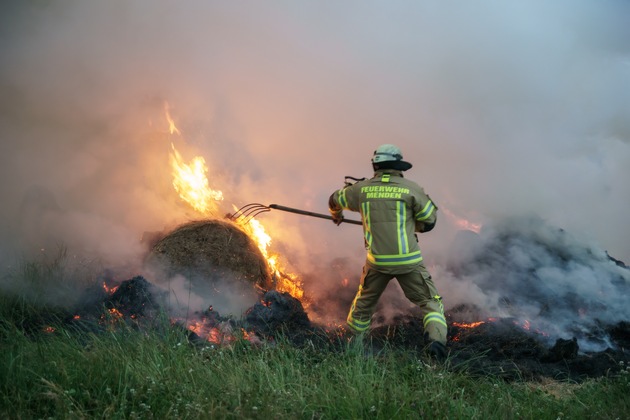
(103, 282, 118, 295)
(164, 102, 181, 135)
(452, 318, 549, 342)
(519, 319, 531, 331)
(165, 102, 223, 215)
(441, 207, 482, 233)
(451, 319, 490, 342)
(107, 308, 124, 319)
(187, 320, 229, 345)
(512, 319, 549, 336)
(233, 207, 305, 301)
(170, 144, 224, 214)
(452, 321, 486, 329)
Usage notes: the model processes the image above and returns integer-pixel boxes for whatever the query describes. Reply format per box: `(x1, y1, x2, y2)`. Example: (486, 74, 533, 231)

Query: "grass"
(1, 256, 629, 419)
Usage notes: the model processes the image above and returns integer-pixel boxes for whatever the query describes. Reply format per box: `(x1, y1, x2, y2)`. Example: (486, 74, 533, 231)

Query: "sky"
(1, 1, 629, 330)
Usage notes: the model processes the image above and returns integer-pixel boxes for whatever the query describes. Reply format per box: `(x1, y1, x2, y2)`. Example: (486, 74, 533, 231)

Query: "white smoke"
(439, 216, 630, 351)
(159, 273, 258, 319)
(1, 1, 629, 322)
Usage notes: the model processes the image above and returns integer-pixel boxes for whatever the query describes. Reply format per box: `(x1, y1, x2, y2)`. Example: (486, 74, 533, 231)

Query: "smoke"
(159, 273, 259, 319)
(1, 1, 629, 322)
(440, 216, 630, 351)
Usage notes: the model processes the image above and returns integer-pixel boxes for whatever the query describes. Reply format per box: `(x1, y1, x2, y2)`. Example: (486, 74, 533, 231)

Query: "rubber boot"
(427, 341, 448, 362)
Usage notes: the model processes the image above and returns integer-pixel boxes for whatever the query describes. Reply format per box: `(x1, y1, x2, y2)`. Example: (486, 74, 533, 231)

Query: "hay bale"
(146, 219, 272, 292)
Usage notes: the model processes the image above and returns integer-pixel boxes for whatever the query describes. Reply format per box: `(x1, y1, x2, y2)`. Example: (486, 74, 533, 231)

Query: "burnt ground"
(368, 314, 630, 382)
(21, 275, 629, 384)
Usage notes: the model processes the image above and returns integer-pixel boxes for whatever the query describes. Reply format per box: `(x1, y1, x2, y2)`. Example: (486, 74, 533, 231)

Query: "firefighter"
(328, 144, 448, 360)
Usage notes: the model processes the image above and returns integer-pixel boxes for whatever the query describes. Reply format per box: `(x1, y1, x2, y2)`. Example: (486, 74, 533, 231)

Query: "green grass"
(2, 296, 629, 419)
(1, 255, 629, 419)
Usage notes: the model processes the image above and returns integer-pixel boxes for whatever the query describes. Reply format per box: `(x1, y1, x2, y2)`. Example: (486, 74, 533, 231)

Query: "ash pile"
(67, 275, 169, 333)
(67, 275, 314, 347)
(368, 216, 630, 381)
(444, 216, 630, 351)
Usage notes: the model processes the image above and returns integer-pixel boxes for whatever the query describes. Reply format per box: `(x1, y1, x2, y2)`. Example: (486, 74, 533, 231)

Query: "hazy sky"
(1, 1, 629, 316)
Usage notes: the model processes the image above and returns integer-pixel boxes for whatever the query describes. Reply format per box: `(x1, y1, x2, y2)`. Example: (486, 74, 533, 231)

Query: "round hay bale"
(146, 219, 272, 293)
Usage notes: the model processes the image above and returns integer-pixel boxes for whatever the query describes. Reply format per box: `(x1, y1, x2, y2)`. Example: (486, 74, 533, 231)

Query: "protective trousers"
(346, 264, 448, 345)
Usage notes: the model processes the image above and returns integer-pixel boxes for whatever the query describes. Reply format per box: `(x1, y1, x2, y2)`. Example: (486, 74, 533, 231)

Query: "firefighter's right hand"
(330, 210, 344, 226)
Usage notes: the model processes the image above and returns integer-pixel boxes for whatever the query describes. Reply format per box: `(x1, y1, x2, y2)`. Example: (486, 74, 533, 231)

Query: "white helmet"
(372, 144, 412, 171)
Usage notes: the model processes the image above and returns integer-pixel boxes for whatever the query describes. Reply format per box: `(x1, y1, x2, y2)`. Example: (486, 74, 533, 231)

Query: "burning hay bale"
(146, 219, 273, 294)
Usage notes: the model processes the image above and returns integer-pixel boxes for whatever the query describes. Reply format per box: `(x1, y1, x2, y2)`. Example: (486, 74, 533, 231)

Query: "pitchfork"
(228, 203, 362, 226)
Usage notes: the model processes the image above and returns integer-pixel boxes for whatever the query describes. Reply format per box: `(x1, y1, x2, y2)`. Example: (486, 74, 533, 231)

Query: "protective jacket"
(329, 169, 437, 274)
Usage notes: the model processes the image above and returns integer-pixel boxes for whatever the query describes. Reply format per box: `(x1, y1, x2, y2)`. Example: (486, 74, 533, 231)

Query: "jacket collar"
(373, 169, 404, 178)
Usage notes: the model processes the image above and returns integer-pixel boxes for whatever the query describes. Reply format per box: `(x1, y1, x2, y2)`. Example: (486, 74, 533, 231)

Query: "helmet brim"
(397, 160, 413, 171)
(373, 160, 413, 171)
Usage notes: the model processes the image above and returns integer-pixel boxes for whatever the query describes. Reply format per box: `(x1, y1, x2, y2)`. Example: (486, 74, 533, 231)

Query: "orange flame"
(103, 282, 118, 295)
(441, 207, 482, 233)
(170, 144, 224, 214)
(452, 321, 486, 329)
(187, 320, 226, 345)
(164, 102, 181, 135)
(108, 308, 124, 319)
(451, 320, 488, 342)
(233, 209, 305, 301)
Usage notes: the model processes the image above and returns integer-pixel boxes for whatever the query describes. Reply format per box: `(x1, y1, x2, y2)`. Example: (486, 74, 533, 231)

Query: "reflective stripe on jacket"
(330, 169, 437, 270)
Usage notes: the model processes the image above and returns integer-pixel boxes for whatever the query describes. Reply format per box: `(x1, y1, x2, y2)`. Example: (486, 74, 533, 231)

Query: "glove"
(330, 210, 343, 226)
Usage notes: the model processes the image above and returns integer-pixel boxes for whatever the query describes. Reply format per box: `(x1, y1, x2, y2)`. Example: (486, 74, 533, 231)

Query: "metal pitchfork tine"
(229, 203, 271, 224)
(229, 203, 362, 226)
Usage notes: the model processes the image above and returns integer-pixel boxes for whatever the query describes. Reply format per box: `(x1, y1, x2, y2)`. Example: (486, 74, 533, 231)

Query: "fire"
(452, 321, 486, 329)
(512, 319, 549, 336)
(170, 144, 224, 214)
(517, 319, 531, 331)
(163, 107, 304, 302)
(187, 320, 226, 345)
(451, 317, 549, 342)
(103, 282, 118, 295)
(166, 103, 224, 215)
(164, 102, 180, 135)
(441, 207, 481, 233)
(236, 216, 305, 301)
(107, 308, 124, 319)
(451, 319, 489, 342)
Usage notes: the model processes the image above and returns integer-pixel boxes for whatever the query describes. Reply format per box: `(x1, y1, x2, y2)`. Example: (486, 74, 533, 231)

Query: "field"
(1, 257, 629, 419)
